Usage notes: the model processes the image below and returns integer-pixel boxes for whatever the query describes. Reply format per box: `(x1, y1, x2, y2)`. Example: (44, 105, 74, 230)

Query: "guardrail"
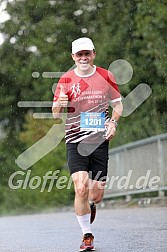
(104, 133, 167, 199)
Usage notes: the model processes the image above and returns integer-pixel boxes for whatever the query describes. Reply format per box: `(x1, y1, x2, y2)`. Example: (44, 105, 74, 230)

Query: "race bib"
(80, 112, 105, 131)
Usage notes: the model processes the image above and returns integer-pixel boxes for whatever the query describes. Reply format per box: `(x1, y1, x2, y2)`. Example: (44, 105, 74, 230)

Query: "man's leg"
(66, 143, 95, 250)
(88, 180, 105, 224)
(89, 179, 105, 204)
(88, 141, 109, 224)
(72, 171, 92, 234)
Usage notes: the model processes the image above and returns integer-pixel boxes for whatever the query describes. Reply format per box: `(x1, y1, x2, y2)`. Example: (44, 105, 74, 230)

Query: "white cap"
(72, 37, 95, 54)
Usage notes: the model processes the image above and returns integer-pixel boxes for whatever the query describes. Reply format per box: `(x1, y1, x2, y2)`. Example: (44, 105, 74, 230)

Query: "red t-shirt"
(53, 66, 121, 143)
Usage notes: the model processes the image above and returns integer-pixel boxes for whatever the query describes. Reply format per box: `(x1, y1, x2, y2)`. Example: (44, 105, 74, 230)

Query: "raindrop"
(18, 30, 23, 36)
(47, 37, 53, 43)
(49, 0, 56, 5)
(97, 3, 103, 8)
(27, 46, 38, 52)
(10, 37, 17, 44)
(81, 28, 87, 34)
(73, 9, 83, 16)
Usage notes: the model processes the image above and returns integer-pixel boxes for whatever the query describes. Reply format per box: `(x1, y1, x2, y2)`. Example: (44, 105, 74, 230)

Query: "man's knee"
(75, 184, 89, 198)
(72, 172, 89, 198)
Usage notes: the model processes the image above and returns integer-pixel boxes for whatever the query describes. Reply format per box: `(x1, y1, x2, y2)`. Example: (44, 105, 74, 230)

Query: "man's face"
(71, 50, 96, 72)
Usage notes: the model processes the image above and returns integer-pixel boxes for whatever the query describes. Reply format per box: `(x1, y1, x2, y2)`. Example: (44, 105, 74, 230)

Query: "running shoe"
(90, 203, 96, 224)
(79, 233, 95, 251)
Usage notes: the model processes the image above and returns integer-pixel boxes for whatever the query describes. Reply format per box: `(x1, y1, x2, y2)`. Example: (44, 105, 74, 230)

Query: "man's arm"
(105, 101, 123, 140)
(52, 104, 64, 119)
(110, 100, 123, 122)
(52, 85, 68, 118)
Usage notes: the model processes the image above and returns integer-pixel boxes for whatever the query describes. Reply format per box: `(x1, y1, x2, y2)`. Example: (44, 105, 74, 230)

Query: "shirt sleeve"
(108, 71, 122, 103)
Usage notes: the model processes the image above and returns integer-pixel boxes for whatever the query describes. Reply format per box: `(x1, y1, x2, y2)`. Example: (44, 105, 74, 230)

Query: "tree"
(0, 0, 105, 214)
(90, 0, 167, 146)
(0, 0, 166, 214)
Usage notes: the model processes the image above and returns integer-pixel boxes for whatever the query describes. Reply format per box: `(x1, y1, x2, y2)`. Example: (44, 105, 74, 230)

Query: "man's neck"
(75, 65, 95, 76)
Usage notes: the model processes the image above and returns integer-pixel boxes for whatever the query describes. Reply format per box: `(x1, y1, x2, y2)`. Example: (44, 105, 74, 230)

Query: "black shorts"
(66, 141, 109, 181)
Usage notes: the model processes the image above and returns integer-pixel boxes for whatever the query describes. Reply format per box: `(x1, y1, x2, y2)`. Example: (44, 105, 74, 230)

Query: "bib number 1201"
(80, 112, 105, 131)
(85, 118, 102, 126)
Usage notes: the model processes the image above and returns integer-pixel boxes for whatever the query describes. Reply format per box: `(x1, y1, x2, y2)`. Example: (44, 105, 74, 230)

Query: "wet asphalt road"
(0, 206, 166, 252)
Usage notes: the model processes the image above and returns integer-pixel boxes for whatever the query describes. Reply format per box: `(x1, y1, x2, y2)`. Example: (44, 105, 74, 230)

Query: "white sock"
(77, 214, 92, 235)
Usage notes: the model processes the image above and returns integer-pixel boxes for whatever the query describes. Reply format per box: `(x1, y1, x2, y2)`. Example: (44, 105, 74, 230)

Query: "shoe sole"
(90, 204, 96, 224)
(79, 249, 95, 251)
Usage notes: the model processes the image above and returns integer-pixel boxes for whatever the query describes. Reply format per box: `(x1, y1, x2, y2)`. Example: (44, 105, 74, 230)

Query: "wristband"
(110, 119, 118, 128)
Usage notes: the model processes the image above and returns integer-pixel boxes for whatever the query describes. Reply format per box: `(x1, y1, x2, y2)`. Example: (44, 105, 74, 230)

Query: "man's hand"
(58, 85, 68, 107)
(104, 100, 123, 140)
(52, 85, 68, 118)
(105, 121, 116, 140)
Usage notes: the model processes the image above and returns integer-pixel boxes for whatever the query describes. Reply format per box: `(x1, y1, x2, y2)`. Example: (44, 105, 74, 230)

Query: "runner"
(52, 37, 123, 251)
